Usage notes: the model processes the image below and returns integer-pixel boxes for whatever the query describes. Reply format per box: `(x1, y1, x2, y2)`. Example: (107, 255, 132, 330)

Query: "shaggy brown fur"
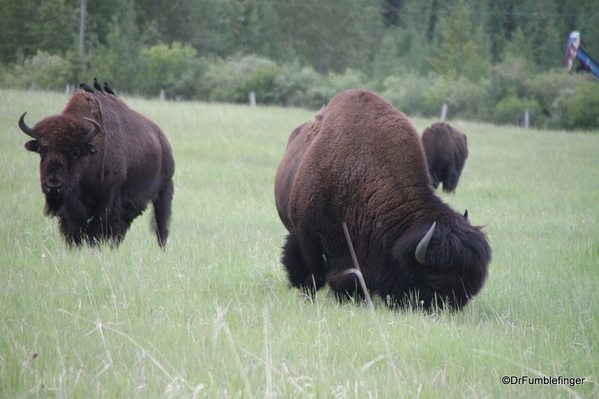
(274, 89, 490, 310)
(421, 122, 468, 193)
(19, 91, 174, 248)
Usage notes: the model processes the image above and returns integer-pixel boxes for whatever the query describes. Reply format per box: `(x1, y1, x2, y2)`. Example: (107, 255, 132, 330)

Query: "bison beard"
(19, 92, 174, 248)
(274, 89, 491, 311)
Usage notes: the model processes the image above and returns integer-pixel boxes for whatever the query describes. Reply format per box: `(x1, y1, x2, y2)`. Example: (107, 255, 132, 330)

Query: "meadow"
(0, 89, 597, 398)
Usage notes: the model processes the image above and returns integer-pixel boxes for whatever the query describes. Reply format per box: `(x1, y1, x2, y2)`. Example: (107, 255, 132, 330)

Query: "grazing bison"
(421, 122, 468, 193)
(274, 89, 490, 310)
(19, 91, 175, 248)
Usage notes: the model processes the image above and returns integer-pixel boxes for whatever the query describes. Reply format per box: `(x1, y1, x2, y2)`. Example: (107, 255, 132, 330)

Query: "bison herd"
(18, 86, 490, 311)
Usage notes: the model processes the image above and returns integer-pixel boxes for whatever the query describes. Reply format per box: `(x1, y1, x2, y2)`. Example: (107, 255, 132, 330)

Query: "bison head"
(391, 210, 490, 310)
(19, 112, 101, 211)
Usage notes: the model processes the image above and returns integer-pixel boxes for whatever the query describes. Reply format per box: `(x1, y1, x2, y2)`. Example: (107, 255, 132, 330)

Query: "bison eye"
(71, 144, 97, 160)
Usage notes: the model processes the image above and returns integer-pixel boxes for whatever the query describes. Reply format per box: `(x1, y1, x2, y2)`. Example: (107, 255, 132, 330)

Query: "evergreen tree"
(0, 0, 37, 63)
(30, 0, 78, 57)
(87, 0, 145, 93)
(274, 0, 383, 74)
(427, 0, 487, 81)
(487, 0, 518, 64)
(527, 0, 561, 70)
(382, 0, 405, 27)
(575, 0, 599, 62)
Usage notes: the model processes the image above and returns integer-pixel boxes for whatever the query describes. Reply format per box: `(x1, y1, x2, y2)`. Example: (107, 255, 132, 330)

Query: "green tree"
(274, 0, 383, 74)
(486, 0, 518, 64)
(29, 0, 78, 56)
(527, 0, 561, 70)
(427, 0, 488, 81)
(139, 42, 200, 99)
(372, 31, 402, 84)
(573, 0, 599, 64)
(87, 1, 146, 93)
(0, 0, 37, 63)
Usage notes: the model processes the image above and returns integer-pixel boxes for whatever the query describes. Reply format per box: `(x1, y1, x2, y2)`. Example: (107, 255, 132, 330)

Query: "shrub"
(243, 64, 280, 104)
(381, 73, 435, 117)
(305, 69, 367, 109)
(274, 63, 321, 107)
(11, 51, 76, 91)
(423, 76, 491, 120)
(555, 80, 599, 130)
(526, 70, 583, 117)
(204, 55, 279, 104)
(491, 95, 544, 127)
(139, 42, 201, 99)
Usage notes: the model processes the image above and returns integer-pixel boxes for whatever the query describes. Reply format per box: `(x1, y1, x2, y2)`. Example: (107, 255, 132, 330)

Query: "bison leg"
(281, 233, 327, 295)
(86, 196, 135, 246)
(326, 269, 365, 303)
(152, 179, 174, 248)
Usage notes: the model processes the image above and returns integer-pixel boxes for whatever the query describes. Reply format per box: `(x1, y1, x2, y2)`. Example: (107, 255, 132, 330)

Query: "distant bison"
(19, 91, 175, 248)
(421, 122, 468, 193)
(274, 89, 490, 310)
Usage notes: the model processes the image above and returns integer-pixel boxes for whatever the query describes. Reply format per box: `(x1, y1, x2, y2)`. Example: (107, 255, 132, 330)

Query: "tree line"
(1, 0, 598, 129)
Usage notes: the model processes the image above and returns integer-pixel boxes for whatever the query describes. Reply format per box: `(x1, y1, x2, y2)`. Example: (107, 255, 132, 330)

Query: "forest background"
(1, 0, 598, 130)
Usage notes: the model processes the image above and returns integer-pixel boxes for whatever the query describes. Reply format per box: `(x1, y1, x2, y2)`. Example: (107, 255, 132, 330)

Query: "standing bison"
(421, 122, 468, 193)
(274, 89, 490, 310)
(19, 91, 175, 248)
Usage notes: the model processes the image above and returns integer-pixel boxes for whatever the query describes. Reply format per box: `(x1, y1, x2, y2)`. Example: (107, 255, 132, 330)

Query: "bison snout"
(43, 179, 64, 196)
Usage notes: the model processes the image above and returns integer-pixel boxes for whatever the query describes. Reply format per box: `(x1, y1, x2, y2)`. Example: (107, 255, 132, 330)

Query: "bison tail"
(153, 179, 174, 249)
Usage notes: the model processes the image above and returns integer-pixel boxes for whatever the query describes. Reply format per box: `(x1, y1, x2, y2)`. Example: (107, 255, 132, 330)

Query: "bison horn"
(18, 112, 37, 139)
(415, 221, 436, 265)
(463, 209, 469, 220)
(80, 118, 101, 144)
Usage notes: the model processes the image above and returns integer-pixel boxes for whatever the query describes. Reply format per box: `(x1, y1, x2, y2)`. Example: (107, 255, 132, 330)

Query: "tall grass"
(0, 89, 597, 398)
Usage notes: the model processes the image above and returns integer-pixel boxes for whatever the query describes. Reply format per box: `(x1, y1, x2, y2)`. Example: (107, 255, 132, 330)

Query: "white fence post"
(440, 103, 447, 121)
(249, 91, 256, 108)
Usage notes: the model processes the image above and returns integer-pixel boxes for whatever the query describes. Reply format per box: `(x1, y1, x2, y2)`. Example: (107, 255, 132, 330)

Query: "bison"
(421, 122, 468, 193)
(19, 91, 175, 248)
(274, 89, 491, 310)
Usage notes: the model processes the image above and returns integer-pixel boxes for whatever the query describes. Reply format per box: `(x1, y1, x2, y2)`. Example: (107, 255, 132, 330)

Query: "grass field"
(0, 89, 597, 398)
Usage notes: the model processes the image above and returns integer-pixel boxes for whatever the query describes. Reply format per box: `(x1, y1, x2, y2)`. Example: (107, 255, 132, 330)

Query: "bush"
(381, 73, 435, 117)
(305, 69, 367, 109)
(243, 64, 280, 104)
(423, 76, 491, 120)
(139, 42, 202, 99)
(274, 63, 321, 107)
(555, 80, 599, 130)
(204, 55, 279, 104)
(526, 70, 584, 117)
(491, 95, 544, 127)
(10, 51, 76, 91)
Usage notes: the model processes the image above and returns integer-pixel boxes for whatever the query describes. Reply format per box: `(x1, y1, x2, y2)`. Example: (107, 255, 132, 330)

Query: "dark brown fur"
(20, 92, 175, 248)
(421, 122, 468, 193)
(274, 89, 490, 310)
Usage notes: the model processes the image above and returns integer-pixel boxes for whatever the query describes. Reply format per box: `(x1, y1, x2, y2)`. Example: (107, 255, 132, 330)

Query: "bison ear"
(24, 140, 40, 153)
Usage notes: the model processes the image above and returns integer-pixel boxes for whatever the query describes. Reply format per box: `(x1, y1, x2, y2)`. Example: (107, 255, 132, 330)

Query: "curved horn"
(79, 118, 101, 144)
(415, 221, 436, 265)
(463, 209, 469, 220)
(18, 112, 37, 139)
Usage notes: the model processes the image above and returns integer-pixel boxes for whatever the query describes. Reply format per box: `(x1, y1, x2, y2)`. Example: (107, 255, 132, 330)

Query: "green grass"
(0, 89, 597, 398)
